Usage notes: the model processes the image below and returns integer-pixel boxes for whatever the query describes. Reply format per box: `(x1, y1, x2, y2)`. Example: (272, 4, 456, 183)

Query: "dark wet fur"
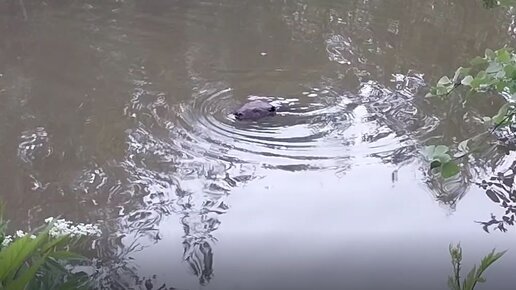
(233, 100, 276, 121)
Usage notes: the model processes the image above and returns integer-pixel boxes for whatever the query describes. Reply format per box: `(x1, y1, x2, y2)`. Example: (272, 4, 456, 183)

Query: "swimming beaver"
(233, 100, 276, 121)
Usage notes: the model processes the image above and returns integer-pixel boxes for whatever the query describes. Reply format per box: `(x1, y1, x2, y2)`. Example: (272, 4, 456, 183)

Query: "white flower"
(48, 218, 101, 238)
(2, 235, 12, 247)
(0, 218, 101, 250)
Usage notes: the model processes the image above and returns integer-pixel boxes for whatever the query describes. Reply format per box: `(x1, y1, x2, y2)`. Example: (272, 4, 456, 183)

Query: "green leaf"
(48, 251, 86, 262)
(496, 48, 511, 63)
(423, 145, 452, 165)
(6, 253, 49, 290)
(463, 265, 477, 290)
(434, 145, 452, 163)
(486, 62, 503, 74)
(470, 72, 489, 89)
(452, 67, 470, 82)
(41, 235, 72, 254)
(480, 249, 507, 270)
(496, 80, 508, 92)
(504, 64, 516, 80)
(495, 69, 506, 79)
(436, 86, 450, 95)
(485, 49, 496, 59)
(441, 161, 460, 178)
(437, 154, 452, 163)
(434, 145, 449, 155)
(423, 145, 436, 159)
(458, 139, 469, 153)
(0, 231, 48, 282)
(461, 75, 474, 86)
(492, 103, 510, 125)
(510, 83, 516, 93)
(438, 76, 452, 86)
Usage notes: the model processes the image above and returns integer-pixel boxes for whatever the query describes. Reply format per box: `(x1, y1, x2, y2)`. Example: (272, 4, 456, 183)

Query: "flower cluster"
(1, 235, 12, 248)
(45, 217, 102, 238)
(1, 230, 36, 248)
(1, 218, 101, 248)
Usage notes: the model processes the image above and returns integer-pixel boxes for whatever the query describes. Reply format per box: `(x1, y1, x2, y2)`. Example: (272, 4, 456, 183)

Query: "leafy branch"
(448, 243, 507, 290)
(424, 48, 516, 178)
(427, 48, 516, 99)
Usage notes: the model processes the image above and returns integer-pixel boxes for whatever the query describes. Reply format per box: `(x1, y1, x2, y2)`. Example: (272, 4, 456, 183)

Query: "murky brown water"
(1, 0, 516, 289)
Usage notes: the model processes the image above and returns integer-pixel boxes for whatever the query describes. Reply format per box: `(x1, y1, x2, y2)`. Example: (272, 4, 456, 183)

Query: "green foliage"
(0, 211, 94, 289)
(424, 48, 516, 174)
(448, 243, 506, 290)
(423, 145, 461, 178)
(427, 48, 516, 100)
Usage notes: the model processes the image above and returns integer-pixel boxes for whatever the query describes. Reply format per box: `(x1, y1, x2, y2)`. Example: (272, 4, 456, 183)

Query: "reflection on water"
(477, 157, 516, 232)
(1, 0, 516, 289)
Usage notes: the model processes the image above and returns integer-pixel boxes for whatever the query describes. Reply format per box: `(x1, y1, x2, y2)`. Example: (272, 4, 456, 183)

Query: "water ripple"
(354, 72, 440, 164)
(173, 85, 356, 170)
(18, 127, 52, 165)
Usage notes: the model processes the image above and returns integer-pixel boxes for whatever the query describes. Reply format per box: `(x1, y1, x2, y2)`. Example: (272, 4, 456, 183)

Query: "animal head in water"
(233, 100, 276, 121)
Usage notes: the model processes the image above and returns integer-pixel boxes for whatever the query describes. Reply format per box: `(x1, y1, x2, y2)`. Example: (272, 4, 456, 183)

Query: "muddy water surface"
(1, 1, 516, 289)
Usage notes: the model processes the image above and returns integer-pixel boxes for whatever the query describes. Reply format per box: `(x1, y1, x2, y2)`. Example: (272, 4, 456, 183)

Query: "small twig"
(433, 82, 462, 98)
(491, 107, 516, 133)
(451, 108, 515, 162)
(450, 244, 462, 290)
(454, 259, 461, 290)
(446, 82, 462, 97)
(452, 143, 496, 162)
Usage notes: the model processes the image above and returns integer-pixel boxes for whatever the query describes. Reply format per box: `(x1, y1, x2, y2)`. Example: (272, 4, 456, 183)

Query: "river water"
(1, 1, 516, 289)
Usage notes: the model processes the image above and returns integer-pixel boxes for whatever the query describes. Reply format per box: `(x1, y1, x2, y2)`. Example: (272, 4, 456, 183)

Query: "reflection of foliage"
(476, 160, 516, 232)
(89, 256, 177, 290)
(425, 172, 471, 210)
(423, 145, 460, 178)
(183, 237, 214, 285)
(448, 243, 506, 290)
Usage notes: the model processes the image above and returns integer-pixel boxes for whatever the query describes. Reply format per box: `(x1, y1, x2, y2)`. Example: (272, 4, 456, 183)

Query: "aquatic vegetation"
(448, 243, 506, 290)
(425, 0, 516, 178)
(425, 47, 516, 178)
(0, 206, 100, 290)
(424, 2, 516, 229)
